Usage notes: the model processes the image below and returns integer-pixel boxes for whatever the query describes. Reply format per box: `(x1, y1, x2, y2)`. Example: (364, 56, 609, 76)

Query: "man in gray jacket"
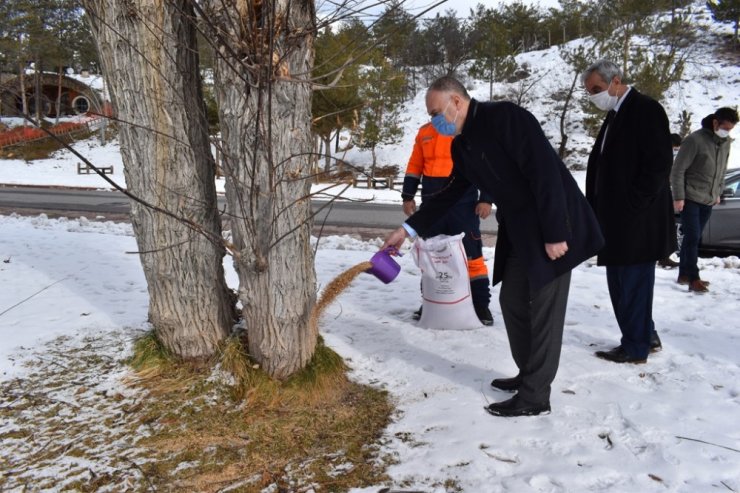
(670, 107, 738, 292)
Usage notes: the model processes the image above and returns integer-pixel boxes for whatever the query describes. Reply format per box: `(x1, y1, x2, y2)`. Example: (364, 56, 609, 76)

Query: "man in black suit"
(383, 76, 604, 417)
(583, 60, 676, 364)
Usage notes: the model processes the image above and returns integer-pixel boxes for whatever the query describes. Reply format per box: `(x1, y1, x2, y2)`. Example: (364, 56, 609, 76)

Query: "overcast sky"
(317, 0, 563, 23)
(403, 0, 562, 19)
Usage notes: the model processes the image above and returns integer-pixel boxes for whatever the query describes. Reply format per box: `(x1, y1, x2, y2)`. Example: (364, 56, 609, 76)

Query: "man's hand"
(673, 199, 685, 213)
(403, 200, 417, 216)
(382, 226, 409, 252)
(475, 202, 493, 219)
(545, 241, 569, 261)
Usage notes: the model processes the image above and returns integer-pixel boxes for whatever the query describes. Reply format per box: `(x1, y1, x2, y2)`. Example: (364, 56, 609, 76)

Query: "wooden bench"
(352, 175, 406, 190)
(77, 162, 114, 175)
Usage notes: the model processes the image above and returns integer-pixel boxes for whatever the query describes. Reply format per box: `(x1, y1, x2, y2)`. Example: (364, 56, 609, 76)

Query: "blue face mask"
(431, 100, 458, 136)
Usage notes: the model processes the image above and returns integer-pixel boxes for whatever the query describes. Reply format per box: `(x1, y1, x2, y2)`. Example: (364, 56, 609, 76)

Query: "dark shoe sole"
(689, 286, 709, 293)
(484, 403, 551, 417)
(595, 351, 647, 364)
(657, 260, 679, 268)
(678, 277, 710, 286)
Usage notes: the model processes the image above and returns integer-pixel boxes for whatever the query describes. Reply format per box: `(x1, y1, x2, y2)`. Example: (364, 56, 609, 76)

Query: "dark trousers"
(679, 200, 712, 281)
(605, 262, 657, 359)
(499, 254, 571, 404)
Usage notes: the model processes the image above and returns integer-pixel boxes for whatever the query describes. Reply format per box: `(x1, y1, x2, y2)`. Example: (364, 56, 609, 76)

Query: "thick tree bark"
(203, 0, 317, 379)
(83, 0, 235, 359)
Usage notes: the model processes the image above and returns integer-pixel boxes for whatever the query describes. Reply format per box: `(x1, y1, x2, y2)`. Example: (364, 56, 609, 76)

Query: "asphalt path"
(0, 185, 498, 240)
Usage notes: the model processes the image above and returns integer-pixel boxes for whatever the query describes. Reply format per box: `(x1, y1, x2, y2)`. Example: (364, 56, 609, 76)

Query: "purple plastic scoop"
(366, 247, 401, 284)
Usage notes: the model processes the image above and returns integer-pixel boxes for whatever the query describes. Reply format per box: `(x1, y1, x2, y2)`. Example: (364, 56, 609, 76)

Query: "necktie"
(601, 110, 616, 154)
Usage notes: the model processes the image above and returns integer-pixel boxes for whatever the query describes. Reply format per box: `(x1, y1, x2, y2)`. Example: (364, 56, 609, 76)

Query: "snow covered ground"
(2, 2, 739, 490)
(1, 214, 739, 492)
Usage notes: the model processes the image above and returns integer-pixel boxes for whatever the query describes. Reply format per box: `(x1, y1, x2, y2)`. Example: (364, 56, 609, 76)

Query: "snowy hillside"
(342, 2, 740, 176)
(0, 3, 738, 195)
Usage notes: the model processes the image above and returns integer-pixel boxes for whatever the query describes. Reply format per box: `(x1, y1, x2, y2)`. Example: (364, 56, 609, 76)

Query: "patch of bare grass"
(0, 329, 395, 492)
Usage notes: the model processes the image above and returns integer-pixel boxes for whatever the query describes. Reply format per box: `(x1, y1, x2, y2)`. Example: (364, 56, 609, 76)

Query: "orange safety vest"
(405, 123, 454, 178)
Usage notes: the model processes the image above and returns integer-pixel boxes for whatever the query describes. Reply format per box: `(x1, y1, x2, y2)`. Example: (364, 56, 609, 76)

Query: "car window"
(725, 173, 740, 197)
(729, 178, 740, 197)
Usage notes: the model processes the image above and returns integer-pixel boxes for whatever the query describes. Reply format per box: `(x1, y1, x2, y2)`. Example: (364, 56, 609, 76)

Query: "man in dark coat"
(383, 76, 604, 417)
(582, 59, 676, 364)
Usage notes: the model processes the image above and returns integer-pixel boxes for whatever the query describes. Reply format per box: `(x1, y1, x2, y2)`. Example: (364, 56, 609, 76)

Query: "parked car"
(676, 168, 740, 256)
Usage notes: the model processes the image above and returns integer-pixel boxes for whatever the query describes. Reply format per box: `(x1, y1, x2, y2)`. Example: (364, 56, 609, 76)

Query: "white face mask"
(589, 81, 618, 111)
(715, 128, 730, 139)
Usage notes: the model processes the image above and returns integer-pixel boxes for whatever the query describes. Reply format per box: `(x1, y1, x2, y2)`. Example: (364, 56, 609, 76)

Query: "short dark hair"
(670, 133, 682, 147)
(428, 76, 470, 100)
(701, 113, 716, 130)
(701, 107, 739, 130)
(715, 107, 739, 125)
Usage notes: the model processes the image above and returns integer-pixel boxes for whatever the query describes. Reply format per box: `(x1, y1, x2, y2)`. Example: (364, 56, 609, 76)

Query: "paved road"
(0, 185, 498, 238)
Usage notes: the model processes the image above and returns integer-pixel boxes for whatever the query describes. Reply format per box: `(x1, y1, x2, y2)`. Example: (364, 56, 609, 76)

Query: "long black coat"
(585, 88, 677, 266)
(406, 99, 604, 292)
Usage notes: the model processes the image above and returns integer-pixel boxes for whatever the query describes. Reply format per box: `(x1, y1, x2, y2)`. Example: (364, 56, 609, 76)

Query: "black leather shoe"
(595, 346, 647, 364)
(650, 332, 662, 353)
(411, 306, 422, 321)
(475, 305, 494, 326)
(484, 395, 550, 417)
(490, 374, 522, 392)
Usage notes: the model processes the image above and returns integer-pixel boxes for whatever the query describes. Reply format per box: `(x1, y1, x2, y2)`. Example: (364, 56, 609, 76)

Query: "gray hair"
(580, 60, 623, 86)
(428, 76, 470, 100)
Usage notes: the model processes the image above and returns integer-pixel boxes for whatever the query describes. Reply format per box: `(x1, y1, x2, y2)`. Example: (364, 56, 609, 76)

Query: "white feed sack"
(411, 233, 481, 330)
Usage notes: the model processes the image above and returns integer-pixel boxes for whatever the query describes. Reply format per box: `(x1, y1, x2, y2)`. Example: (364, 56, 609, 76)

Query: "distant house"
(0, 72, 105, 118)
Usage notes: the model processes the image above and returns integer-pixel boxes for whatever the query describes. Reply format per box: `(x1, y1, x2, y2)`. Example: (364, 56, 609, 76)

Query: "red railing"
(0, 115, 104, 148)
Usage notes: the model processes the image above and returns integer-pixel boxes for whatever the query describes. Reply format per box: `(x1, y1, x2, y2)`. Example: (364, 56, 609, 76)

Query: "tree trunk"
(83, 0, 235, 359)
(323, 134, 332, 174)
(203, 0, 317, 379)
(34, 60, 42, 122)
(19, 62, 28, 125)
(55, 67, 63, 124)
(370, 146, 377, 179)
(558, 72, 578, 159)
(488, 58, 494, 100)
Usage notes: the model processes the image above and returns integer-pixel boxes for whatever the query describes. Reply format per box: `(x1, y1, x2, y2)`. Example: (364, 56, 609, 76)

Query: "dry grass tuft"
(1, 330, 395, 491)
(129, 335, 394, 492)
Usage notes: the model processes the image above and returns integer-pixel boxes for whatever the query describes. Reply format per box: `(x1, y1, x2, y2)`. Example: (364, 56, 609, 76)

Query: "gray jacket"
(670, 128, 732, 205)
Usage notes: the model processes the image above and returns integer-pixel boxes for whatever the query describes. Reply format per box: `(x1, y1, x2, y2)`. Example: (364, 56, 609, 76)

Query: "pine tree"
(468, 5, 518, 100)
(707, 0, 740, 49)
(312, 21, 365, 175)
(352, 59, 406, 179)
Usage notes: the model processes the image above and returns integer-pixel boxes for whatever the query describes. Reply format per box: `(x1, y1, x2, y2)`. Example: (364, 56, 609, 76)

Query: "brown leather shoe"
(677, 275, 710, 286)
(689, 279, 709, 293)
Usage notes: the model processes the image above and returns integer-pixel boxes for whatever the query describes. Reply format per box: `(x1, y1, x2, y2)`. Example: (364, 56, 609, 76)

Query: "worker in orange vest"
(402, 122, 493, 325)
